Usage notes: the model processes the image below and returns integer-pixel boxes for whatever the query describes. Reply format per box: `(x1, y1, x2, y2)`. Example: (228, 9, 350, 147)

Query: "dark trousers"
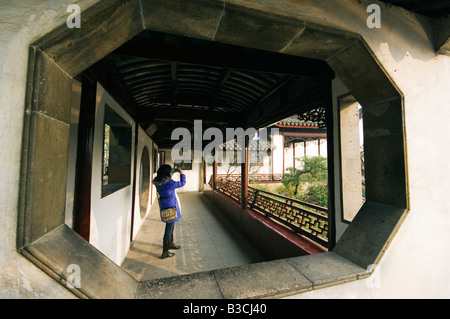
(163, 222, 175, 241)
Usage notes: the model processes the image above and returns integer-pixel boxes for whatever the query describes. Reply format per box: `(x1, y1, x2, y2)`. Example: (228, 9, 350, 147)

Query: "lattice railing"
(210, 178, 328, 248)
(216, 174, 283, 183)
(214, 180, 242, 202)
(250, 188, 328, 248)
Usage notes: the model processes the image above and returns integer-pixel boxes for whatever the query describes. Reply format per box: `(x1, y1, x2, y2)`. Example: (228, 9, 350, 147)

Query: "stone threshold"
(21, 221, 370, 299)
(135, 251, 369, 299)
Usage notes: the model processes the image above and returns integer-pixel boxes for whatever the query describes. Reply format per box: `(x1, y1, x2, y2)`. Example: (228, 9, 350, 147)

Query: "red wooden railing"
(210, 177, 328, 248)
(216, 174, 283, 183)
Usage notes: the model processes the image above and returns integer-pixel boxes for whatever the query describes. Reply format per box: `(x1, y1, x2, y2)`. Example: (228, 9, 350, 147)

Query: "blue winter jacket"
(153, 174, 186, 223)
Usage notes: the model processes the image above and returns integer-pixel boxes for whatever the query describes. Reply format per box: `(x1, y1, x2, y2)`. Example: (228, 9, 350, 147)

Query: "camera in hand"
(170, 166, 180, 174)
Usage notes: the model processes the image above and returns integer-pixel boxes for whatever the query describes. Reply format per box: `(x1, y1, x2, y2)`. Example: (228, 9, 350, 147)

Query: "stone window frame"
(139, 145, 151, 219)
(17, 0, 408, 298)
(337, 93, 365, 224)
(101, 103, 133, 197)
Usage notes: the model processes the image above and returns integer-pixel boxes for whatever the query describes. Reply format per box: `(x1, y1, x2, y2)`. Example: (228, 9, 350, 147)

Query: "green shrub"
(279, 156, 328, 207)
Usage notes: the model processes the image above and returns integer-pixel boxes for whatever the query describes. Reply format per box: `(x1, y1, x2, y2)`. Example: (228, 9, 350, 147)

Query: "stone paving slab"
(213, 259, 312, 299)
(127, 192, 370, 299)
(287, 252, 369, 289)
(136, 271, 223, 299)
(121, 192, 264, 281)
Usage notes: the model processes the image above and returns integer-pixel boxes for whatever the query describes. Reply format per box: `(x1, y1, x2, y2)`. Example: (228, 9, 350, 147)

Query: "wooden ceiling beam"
(136, 107, 237, 124)
(242, 77, 331, 129)
(112, 31, 334, 79)
(171, 61, 178, 107)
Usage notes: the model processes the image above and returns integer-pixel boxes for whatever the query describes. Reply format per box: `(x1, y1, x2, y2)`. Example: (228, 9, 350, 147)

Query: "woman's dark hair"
(156, 164, 172, 179)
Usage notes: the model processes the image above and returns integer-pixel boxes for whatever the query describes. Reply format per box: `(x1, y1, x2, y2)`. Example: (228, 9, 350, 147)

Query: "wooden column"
(73, 74, 96, 242)
(325, 82, 336, 250)
(318, 138, 321, 156)
(271, 139, 274, 178)
(203, 159, 207, 184)
(241, 137, 249, 209)
(282, 135, 285, 174)
(212, 150, 217, 190)
(130, 122, 139, 242)
(150, 141, 154, 205)
(293, 141, 296, 169)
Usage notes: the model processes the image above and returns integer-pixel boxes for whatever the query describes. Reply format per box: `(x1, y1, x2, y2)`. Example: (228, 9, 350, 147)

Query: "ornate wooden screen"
(249, 188, 328, 247)
(211, 178, 328, 248)
(217, 174, 283, 183)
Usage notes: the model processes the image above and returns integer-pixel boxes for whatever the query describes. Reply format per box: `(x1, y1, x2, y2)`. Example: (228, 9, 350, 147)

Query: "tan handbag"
(157, 191, 177, 222)
(160, 206, 177, 222)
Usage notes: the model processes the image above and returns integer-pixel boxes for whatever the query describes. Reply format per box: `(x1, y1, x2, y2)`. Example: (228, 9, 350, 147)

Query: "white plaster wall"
(284, 145, 293, 170)
(260, 151, 273, 175)
(283, 140, 328, 171)
(272, 133, 285, 175)
(131, 126, 154, 240)
(90, 85, 135, 265)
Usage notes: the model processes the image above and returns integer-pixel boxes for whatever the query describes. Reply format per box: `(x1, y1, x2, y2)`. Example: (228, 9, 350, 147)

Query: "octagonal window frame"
(17, 0, 409, 298)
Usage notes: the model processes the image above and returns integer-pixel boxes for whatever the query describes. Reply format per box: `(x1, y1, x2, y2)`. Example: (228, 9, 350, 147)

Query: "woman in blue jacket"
(153, 164, 186, 258)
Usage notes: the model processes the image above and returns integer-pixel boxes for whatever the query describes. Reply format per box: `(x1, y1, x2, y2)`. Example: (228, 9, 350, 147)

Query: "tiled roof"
(275, 115, 319, 127)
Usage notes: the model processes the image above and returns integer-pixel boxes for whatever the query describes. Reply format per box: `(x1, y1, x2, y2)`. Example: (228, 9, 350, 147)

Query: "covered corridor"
(121, 190, 367, 299)
(121, 191, 264, 281)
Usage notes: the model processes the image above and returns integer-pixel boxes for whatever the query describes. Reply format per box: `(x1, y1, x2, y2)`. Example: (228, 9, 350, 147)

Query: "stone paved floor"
(121, 191, 264, 281)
